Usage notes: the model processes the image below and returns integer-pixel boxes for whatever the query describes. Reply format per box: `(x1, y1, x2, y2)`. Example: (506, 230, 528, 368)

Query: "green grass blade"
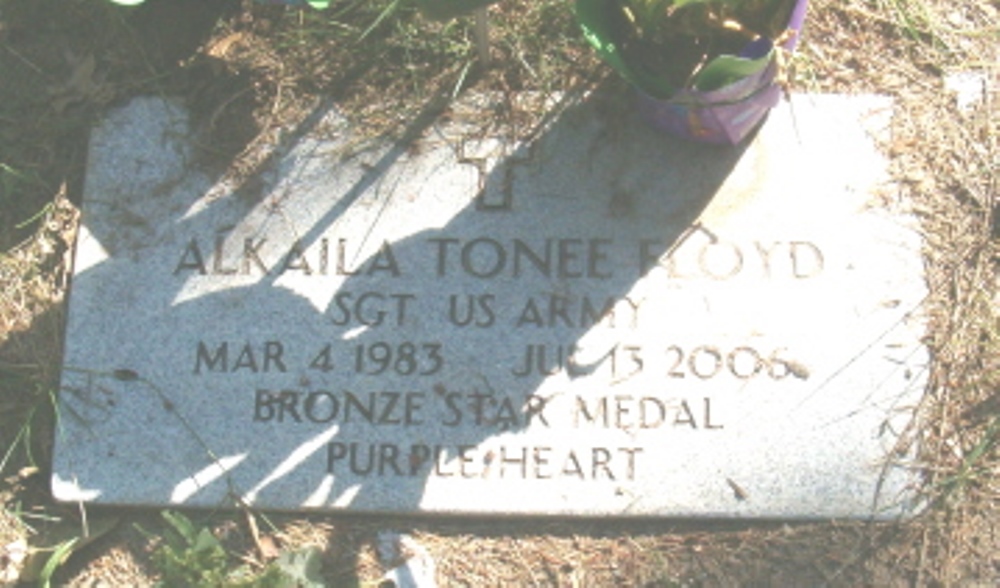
(39, 538, 80, 588)
(358, 0, 403, 41)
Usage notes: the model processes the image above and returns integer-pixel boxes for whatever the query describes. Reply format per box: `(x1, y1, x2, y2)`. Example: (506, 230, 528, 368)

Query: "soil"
(0, 0, 997, 585)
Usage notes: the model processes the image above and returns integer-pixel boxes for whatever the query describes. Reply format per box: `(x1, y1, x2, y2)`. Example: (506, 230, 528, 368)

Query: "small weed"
(149, 510, 232, 587)
(936, 416, 1000, 499)
(141, 510, 324, 587)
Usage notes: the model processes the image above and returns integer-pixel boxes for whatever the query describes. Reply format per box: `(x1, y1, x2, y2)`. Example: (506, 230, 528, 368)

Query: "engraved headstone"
(53, 92, 927, 517)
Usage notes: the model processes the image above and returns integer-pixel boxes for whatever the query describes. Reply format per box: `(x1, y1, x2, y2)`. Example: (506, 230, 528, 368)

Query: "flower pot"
(577, 0, 809, 145)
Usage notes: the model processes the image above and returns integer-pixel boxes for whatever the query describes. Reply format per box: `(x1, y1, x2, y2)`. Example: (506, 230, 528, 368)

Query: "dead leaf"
(205, 32, 246, 59)
(245, 510, 280, 561)
(726, 478, 749, 501)
(257, 534, 281, 560)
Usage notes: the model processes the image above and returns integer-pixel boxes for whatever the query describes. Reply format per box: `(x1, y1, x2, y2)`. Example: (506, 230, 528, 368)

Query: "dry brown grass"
(0, 0, 997, 584)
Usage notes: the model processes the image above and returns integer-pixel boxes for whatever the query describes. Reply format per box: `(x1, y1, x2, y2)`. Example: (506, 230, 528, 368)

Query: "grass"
(260, 0, 597, 126)
(0, 367, 48, 477)
(0, 0, 998, 584)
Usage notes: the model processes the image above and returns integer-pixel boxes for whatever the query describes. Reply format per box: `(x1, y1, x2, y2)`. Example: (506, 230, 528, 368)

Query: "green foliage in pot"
(577, 0, 797, 98)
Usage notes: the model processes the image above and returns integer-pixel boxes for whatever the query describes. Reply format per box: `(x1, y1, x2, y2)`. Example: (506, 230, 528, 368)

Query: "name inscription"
(174, 230, 825, 282)
(174, 225, 821, 485)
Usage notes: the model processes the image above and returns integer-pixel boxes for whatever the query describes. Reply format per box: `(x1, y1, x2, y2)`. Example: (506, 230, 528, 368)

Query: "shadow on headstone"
(54, 81, 751, 515)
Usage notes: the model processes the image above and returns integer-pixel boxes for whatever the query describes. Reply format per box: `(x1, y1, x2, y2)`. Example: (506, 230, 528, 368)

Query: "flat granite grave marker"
(53, 92, 928, 518)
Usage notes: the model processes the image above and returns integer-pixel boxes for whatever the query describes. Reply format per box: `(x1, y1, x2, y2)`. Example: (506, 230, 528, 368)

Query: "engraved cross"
(457, 137, 531, 211)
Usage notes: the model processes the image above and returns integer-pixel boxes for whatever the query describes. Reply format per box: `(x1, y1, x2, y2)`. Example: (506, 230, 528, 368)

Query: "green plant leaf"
(161, 510, 198, 546)
(575, 0, 677, 97)
(415, 0, 503, 20)
(192, 528, 223, 553)
(38, 538, 79, 588)
(275, 546, 325, 587)
(691, 50, 773, 91)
